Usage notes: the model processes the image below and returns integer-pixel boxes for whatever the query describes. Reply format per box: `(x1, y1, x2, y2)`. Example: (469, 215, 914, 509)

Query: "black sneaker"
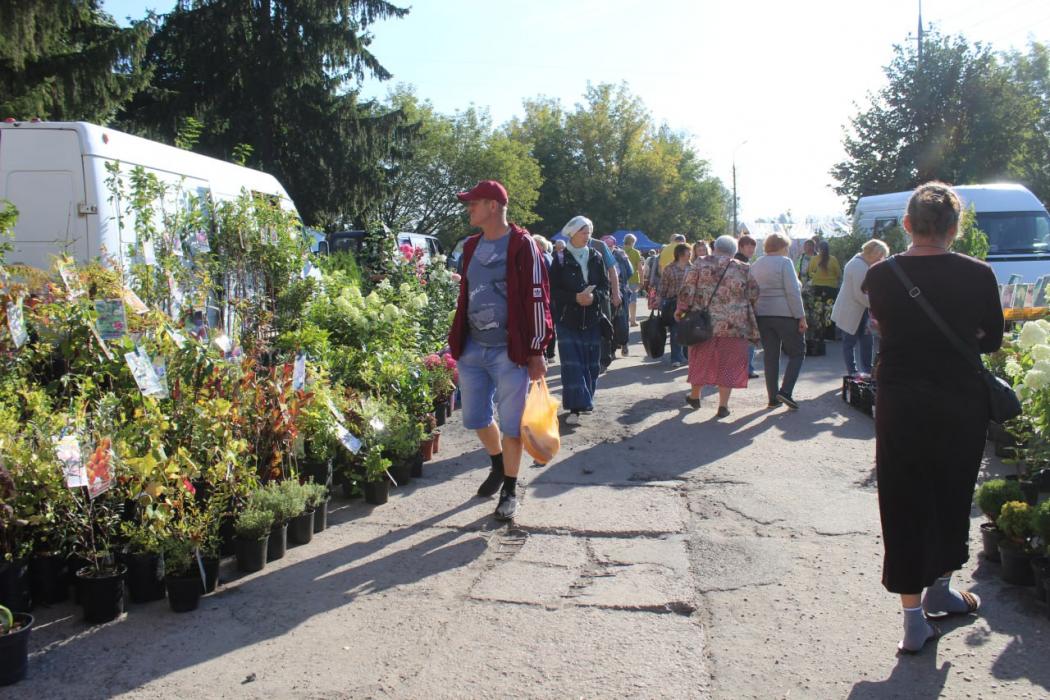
(495, 490, 518, 520)
(776, 391, 799, 410)
(477, 468, 504, 497)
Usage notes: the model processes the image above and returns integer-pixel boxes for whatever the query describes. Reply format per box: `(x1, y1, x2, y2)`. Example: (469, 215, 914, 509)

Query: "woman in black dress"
(864, 182, 1003, 654)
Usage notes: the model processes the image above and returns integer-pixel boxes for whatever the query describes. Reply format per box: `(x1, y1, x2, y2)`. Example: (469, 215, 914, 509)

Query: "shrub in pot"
(280, 481, 313, 546)
(70, 492, 126, 624)
(362, 450, 392, 506)
(0, 604, 33, 686)
(303, 482, 329, 533)
(160, 536, 202, 613)
(997, 500, 1036, 585)
(250, 483, 300, 560)
(0, 465, 30, 613)
(975, 479, 1024, 562)
(233, 508, 273, 573)
(1032, 500, 1050, 601)
(120, 522, 166, 604)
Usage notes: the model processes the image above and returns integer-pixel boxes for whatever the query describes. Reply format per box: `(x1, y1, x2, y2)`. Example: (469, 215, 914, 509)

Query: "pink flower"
(450, 273, 461, 283)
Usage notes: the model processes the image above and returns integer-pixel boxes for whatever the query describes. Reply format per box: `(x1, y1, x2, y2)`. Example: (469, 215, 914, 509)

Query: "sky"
(104, 0, 1050, 222)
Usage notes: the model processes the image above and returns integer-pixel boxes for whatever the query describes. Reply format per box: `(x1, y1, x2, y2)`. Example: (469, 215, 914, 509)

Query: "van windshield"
(978, 211, 1050, 255)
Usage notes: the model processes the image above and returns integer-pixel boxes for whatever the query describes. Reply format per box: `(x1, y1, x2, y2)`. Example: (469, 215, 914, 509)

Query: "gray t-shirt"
(467, 233, 511, 346)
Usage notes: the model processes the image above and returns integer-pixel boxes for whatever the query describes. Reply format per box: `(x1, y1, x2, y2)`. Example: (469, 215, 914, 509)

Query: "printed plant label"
(54, 433, 87, 488)
(86, 438, 115, 499)
(94, 299, 128, 340)
(125, 347, 168, 399)
(6, 298, 28, 348)
(292, 353, 307, 390)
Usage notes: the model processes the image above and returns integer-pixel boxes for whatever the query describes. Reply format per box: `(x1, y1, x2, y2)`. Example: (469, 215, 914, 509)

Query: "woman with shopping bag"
(549, 218, 611, 424)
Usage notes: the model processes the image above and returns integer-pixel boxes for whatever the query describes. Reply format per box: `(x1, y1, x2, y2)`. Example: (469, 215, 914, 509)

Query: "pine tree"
(0, 1, 152, 122)
(119, 0, 412, 229)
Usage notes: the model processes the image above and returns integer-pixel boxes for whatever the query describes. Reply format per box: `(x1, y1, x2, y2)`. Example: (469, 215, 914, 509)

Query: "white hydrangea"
(1005, 360, 1024, 378)
(1018, 321, 1048, 350)
(1032, 344, 1050, 362)
(1024, 368, 1050, 390)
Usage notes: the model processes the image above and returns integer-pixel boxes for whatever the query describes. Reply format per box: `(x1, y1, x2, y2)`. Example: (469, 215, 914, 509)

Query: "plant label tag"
(325, 398, 344, 422)
(6, 298, 27, 349)
(212, 333, 233, 354)
(142, 239, 157, 266)
(292, 353, 307, 390)
(125, 347, 168, 399)
(57, 259, 85, 298)
(195, 549, 207, 590)
(94, 299, 128, 340)
(123, 287, 149, 315)
(86, 438, 115, 499)
(189, 229, 211, 255)
(336, 424, 362, 454)
(54, 433, 87, 488)
(169, 328, 187, 349)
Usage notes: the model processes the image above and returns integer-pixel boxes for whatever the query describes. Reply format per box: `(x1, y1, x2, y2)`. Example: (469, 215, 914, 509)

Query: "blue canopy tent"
(550, 229, 662, 253)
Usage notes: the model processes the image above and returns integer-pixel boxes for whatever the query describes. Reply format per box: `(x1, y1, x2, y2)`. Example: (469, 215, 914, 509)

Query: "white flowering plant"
(991, 319, 1050, 467)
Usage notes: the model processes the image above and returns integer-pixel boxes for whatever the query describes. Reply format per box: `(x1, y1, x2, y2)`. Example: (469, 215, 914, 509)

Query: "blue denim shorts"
(457, 339, 529, 438)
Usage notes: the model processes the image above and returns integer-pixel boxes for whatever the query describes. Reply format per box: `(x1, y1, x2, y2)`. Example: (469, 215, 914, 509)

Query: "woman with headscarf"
(808, 240, 841, 339)
(549, 217, 611, 424)
(675, 235, 760, 418)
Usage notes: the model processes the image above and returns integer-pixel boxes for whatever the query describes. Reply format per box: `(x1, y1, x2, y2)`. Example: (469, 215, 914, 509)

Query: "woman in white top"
(831, 239, 890, 377)
(750, 233, 807, 408)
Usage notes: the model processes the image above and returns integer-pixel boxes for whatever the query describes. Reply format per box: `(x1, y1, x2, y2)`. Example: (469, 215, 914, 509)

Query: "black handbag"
(640, 310, 667, 358)
(676, 261, 732, 347)
(887, 257, 1021, 425)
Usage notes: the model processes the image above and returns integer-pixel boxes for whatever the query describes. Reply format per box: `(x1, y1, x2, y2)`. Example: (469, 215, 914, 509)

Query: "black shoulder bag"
(887, 257, 1020, 425)
(676, 260, 732, 346)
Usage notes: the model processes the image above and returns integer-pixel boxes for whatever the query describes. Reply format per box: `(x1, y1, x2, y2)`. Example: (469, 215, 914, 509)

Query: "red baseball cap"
(456, 180, 508, 206)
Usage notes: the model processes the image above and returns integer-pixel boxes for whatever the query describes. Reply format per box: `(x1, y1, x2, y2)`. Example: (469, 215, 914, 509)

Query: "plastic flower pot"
(389, 459, 412, 487)
(235, 535, 268, 574)
(29, 553, 68, 607)
(364, 479, 389, 505)
(434, 406, 446, 427)
(267, 522, 288, 562)
(313, 498, 329, 533)
(288, 510, 315, 546)
(202, 556, 220, 594)
(432, 430, 441, 454)
(410, 453, 424, 479)
(126, 551, 166, 603)
(420, 438, 435, 462)
(165, 574, 203, 613)
(76, 564, 127, 624)
(980, 522, 1003, 562)
(0, 612, 33, 686)
(998, 542, 1035, 585)
(0, 559, 31, 613)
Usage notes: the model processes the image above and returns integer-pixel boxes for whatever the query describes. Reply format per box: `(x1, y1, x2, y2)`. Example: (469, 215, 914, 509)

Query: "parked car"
(316, 230, 443, 263)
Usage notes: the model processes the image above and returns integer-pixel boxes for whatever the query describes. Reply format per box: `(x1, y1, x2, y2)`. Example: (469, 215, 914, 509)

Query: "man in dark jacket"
(448, 180, 553, 520)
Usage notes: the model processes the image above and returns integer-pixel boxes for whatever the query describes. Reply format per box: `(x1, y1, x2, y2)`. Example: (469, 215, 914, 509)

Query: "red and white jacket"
(448, 225, 553, 365)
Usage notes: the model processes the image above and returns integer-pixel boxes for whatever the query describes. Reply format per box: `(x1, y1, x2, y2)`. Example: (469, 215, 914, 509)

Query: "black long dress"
(864, 253, 1004, 594)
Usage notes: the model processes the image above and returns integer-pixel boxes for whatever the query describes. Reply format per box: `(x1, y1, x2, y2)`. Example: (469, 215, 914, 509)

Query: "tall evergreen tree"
(119, 0, 411, 228)
(0, 1, 152, 122)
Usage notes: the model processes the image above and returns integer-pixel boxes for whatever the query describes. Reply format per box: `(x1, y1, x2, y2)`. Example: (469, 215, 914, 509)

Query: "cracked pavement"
(8, 325, 1050, 699)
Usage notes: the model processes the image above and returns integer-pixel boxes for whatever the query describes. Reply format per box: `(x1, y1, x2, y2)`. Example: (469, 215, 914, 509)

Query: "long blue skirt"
(556, 322, 602, 412)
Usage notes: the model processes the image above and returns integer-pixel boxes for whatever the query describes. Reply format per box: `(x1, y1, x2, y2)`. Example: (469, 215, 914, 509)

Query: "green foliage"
(302, 482, 328, 510)
(0, 1, 153, 122)
(362, 449, 392, 484)
(953, 205, 990, 260)
(832, 34, 1043, 208)
(997, 500, 1034, 543)
(234, 507, 273, 541)
(0, 604, 11, 634)
(174, 116, 203, 151)
(160, 534, 196, 578)
(250, 482, 303, 524)
(975, 479, 1026, 522)
(1033, 499, 1050, 552)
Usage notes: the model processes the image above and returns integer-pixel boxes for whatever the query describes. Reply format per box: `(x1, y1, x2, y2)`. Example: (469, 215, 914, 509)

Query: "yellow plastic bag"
(520, 378, 561, 464)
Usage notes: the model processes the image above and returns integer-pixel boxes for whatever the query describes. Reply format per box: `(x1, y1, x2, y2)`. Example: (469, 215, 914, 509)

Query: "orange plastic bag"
(520, 378, 561, 464)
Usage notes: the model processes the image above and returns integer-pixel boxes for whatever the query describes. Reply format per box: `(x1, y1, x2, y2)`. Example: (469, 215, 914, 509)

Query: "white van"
(0, 120, 298, 272)
(853, 183, 1050, 282)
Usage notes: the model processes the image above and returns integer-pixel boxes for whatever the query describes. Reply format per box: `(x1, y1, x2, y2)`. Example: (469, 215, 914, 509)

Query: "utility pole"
(732, 161, 738, 237)
(917, 0, 924, 64)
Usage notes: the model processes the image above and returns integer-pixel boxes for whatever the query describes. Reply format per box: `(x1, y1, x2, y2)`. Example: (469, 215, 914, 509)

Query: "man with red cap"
(447, 180, 553, 521)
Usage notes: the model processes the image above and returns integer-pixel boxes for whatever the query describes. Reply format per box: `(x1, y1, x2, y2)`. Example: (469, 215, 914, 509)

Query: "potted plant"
(160, 533, 203, 613)
(975, 478, 1024, 562)
(997, 500, 1036, 585)
(1031, 499, 1050, 602)
(121, 521, 166, 604)
(250, 483, 300, 561)
(0, 604, 32, 686)
(384, 409, 423, 486)
(303, 481, 329, 533)
(0, 465, 30, 613)
(281, 480, 313, 546)
(362, 450, 393, 506)
(233, 507, 273, 573)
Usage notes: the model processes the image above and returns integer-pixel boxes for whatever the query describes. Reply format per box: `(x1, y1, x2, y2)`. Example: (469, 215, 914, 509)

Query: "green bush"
(975, 479, 1025, 522)
(251, 482, 304, 524)
(160, 536, 197, 578)
(277, 480, 308, 517)
(1033, 500, 1050, 553)
(302, 482, 328, 510)
(234, 508, 274, 540)
(997, 500, 1034, 542)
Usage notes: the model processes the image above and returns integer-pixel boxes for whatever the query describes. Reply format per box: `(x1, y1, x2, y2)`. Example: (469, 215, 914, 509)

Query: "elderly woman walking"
(549, 217, 611, 424)
(750, 232, 807, 409)
(676, 235, 759, 418)
(864, 182, 1003, 654)
(831, 239, 890, 377)
(659, 243, 693, 367)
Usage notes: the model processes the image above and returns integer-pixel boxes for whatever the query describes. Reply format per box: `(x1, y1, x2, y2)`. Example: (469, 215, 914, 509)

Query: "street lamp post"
(732, 140, 748, 237)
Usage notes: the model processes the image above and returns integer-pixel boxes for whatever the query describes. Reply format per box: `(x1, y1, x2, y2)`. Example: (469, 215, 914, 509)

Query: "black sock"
(490, 453, 504, 473)
(502, 475, 517, 496)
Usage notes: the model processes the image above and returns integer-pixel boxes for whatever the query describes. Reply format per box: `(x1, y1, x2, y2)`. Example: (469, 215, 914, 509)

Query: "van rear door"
(0, 128, 88, 270)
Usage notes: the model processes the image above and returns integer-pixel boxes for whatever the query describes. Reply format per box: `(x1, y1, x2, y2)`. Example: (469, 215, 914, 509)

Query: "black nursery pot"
(165, 574, 202, 613)
(0, 559, 31, 613)
(313, 498, 329, 533)
(410, 453, 424, 479)
(434, 406, 446, 427)
(126, 551, 166, 603)
(267, 522, 288, 562)
(0, 612, 33, 686)
(364, 478, 389, 505)
(234, 536, 268, 574)
(980, 522, 1003, 562)
(29, 554, 68, 607)
(77, 564, 127, 624)
(389, 459, 412, 487)
(202, 556, 220, 594)
(288, 511, 315, 546)
(998, 542, 1035, 586)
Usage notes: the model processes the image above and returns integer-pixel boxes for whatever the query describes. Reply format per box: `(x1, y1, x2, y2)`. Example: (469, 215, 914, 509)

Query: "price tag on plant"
(292, 353, 307, 390)
(336, 424, 362, 454)
(57, 259, 85, 298)
(142, 239, 157, 266)
(169, 328, 187, 349)
(212, 332, 233, 354)
(123, 287, 149, 315)
(6, 298, 28, 349)
(125, 347, 169, 399)
(189, 229, 211, 255)
(53, 433, 88, 488)
(86, 438, 115, 499)
(94, 299, 128, 341)
(369, 416, 385, 433)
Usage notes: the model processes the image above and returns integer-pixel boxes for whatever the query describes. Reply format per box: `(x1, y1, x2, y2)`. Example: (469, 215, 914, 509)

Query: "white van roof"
(0, 120, 293, 204)
(856, 183, 1045, 215)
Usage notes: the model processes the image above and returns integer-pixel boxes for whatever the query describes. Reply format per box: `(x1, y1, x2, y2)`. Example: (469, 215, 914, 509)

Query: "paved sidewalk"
(6, 331, 1049, 699)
